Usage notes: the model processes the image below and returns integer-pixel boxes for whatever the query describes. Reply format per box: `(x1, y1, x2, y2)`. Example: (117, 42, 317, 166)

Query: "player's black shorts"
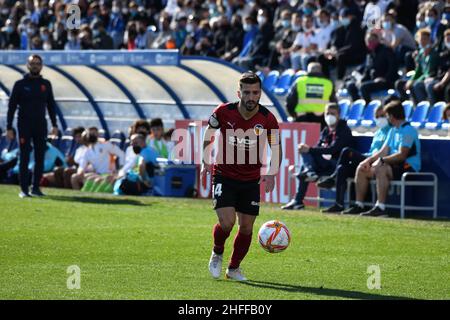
(391, 162, 415, 180)
(212, 175, 260, 216)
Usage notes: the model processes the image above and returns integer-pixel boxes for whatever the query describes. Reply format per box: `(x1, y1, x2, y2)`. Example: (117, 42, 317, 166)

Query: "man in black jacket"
(318, 8, 366, 81)
(282, 103, 354, 210)
(6, 54, 59, 198)
(345, 31, 398, 103)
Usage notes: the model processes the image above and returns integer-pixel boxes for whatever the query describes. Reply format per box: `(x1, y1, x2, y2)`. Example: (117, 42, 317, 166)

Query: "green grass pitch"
(0, 184, 449, 300)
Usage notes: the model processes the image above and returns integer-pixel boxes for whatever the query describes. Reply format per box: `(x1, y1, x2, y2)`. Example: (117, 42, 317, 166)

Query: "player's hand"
(298, 143, 310, 154)
(259, 175, 275, 193)
(6, 129, 15, 141)
(371, 158, 382, 169)
(51, 126, 59, 136)
(200, 162, 212, 179)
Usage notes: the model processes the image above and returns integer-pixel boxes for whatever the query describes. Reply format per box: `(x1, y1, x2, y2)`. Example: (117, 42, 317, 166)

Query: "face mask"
(292, 24, 301, 32)
(92, 29, 100, 37)
(303, 24, 313, 32)
(443, 13, 450, 21)
(243, 24, 252, 32)
(257, 16, 267, 25)
(331, 20, 339, 29)
(186, 41, 194, 49)
(425, 16, 436, 26)
(122, 8, 128, 15)
(318, 20, 328, 28)
(133, 145, 142, 154)
(6, 26, 13, 34)
(1, 8, 9, 15)
(325, 114, 337, 126)
(68, 35, 75, 41)
(382, 21, 392, 30)
(446, 41, 450, 50)
(27, 28, 36, 34)
(186, 23, 194, 33)
(375, 117, 388, 128)
(281, 20, 290, 28)
(43, 43, 51, 50)
(41, 34, 49, 42)
(416, 20, 426, 29)
(303, 8, 313, 16)
(112, 7, 120, 14)
(340, 17, 351, 27)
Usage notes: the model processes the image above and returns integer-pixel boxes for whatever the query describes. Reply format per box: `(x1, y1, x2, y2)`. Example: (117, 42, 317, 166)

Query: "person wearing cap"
(286, 62, 336, 125)
(6, 54, 59, 198)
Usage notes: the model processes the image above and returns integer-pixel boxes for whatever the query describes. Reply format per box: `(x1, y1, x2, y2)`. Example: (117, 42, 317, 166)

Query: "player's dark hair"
(133, 119, 151, 133)
(150, 118, 164, 128)
(239, 72, 261, 89)
(384, 100, 405, 120)
(73, 126, 85, 136)
(88, 126, 99, 133)
(28, 54, 43, 63)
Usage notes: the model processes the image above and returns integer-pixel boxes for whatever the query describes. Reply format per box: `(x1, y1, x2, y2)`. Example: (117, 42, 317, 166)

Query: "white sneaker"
(19, 191, 31, 198)
(208, 251, 223, 279)
(225, 267, 247, 281)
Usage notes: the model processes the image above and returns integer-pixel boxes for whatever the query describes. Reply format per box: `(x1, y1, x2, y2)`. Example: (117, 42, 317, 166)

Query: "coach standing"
(6, 54, 59, 198)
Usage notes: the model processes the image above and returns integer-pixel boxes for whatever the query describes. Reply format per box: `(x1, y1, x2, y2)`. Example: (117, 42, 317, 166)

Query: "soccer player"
(6, 54, 59, 198)
(201, 72, 282, 281)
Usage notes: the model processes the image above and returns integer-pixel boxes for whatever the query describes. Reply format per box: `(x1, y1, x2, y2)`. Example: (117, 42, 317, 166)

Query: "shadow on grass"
(239, 280, 415, 300)
(46, 195, 149, 206)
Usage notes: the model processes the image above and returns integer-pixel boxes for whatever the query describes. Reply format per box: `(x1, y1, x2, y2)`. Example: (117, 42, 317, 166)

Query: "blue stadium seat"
(360, 100, 382, 127)
(110, 130, 126, 150)
(255, 70, 265, 83)
(424, 102, 446, 130)
(346, 99, 366, 127)
(402, 100, 414, 121)
(273, 69, 295, 96)
(262, 70, 279, 92)
(410, 101, 430, 129)
(338, 99, 351, 119)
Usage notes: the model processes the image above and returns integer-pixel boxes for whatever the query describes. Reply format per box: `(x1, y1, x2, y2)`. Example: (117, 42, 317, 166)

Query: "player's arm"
(201, 124, 218, 177)
(46, 81, 58, 135)
(6, 82, 20, 136)
(201, 110, 221, 177)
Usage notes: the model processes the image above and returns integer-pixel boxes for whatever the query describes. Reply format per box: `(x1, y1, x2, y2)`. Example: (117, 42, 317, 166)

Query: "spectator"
(443, 103, 450, 122)
(124, 21, 138, 50)
(220, 14, 245, 62)
(381, 11, 417, 68)
(344, 100, 421, 217)
(231, 15, 259, 68)
(286, 62, 335, 124)
(151, 14, 173, 49)
(425, 6, 447, 48)
(0, 19, 20, 49)
(92, 21, 114, 50)
(289, 14, 318, 71)
(64, 29, 81, 50)
(149, 118, 170, 159)
(396, 28, 439, 103)
(180, 34, 197, 55)
(391, 0, 418, 33)
(107, 1, 126, 49)
(233, 9, 273, 70)
(174, 14, 188, 48)
(318, 8, 366, 82)
(213, 15, 232, 58)
(345, 31, 397, 103)
(79, 26, 94, 50)
(281, 103, 354, 210)
(318, 104, 392, 213)
(429, 29, 450, 103)
(114, 133, 158, 196)
(362, 0, 391, 29)
(52, 21, 67, 50)
(315, 9, 336, 53)
(72, 127, 125, 193)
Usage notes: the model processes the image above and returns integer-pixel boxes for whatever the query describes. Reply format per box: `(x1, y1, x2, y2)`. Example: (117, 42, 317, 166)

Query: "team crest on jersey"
(254, 124, 264, 136)
(40, 84, 46, 92)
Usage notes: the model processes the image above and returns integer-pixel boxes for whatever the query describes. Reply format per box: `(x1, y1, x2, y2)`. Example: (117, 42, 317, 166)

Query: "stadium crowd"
(1, 0, 449, 103)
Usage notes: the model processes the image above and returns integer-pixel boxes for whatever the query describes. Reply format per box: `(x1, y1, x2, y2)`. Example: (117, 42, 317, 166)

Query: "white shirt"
(363, 1, 392, 28)
(293, 30, 318, 49)
(315, 23, 335, 51)
(119, 145, 138, 176)
(79, 141, 125, 174)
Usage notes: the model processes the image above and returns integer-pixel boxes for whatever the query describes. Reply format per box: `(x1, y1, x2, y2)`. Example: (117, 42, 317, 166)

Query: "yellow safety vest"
(295, 76, 333, 113)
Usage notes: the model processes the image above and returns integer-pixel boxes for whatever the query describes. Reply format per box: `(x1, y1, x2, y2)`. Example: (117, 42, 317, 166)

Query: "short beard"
(30, 70, 40, 76)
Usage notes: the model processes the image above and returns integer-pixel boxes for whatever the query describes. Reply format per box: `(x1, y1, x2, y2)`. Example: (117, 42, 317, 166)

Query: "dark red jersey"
(207, 102, 279, 181)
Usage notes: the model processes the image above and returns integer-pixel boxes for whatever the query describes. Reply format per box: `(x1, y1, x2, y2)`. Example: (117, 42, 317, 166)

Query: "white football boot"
(208, 250, 223, 279)
(225, 267, 247, 281)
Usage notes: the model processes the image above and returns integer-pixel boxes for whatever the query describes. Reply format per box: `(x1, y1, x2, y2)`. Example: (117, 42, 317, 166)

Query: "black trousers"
(18, 121, 47, 192)
(333, 147, 367, 206)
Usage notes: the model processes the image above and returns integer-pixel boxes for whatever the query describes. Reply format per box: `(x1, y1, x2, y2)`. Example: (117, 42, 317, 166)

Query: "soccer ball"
(258, 220, 291, 253)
